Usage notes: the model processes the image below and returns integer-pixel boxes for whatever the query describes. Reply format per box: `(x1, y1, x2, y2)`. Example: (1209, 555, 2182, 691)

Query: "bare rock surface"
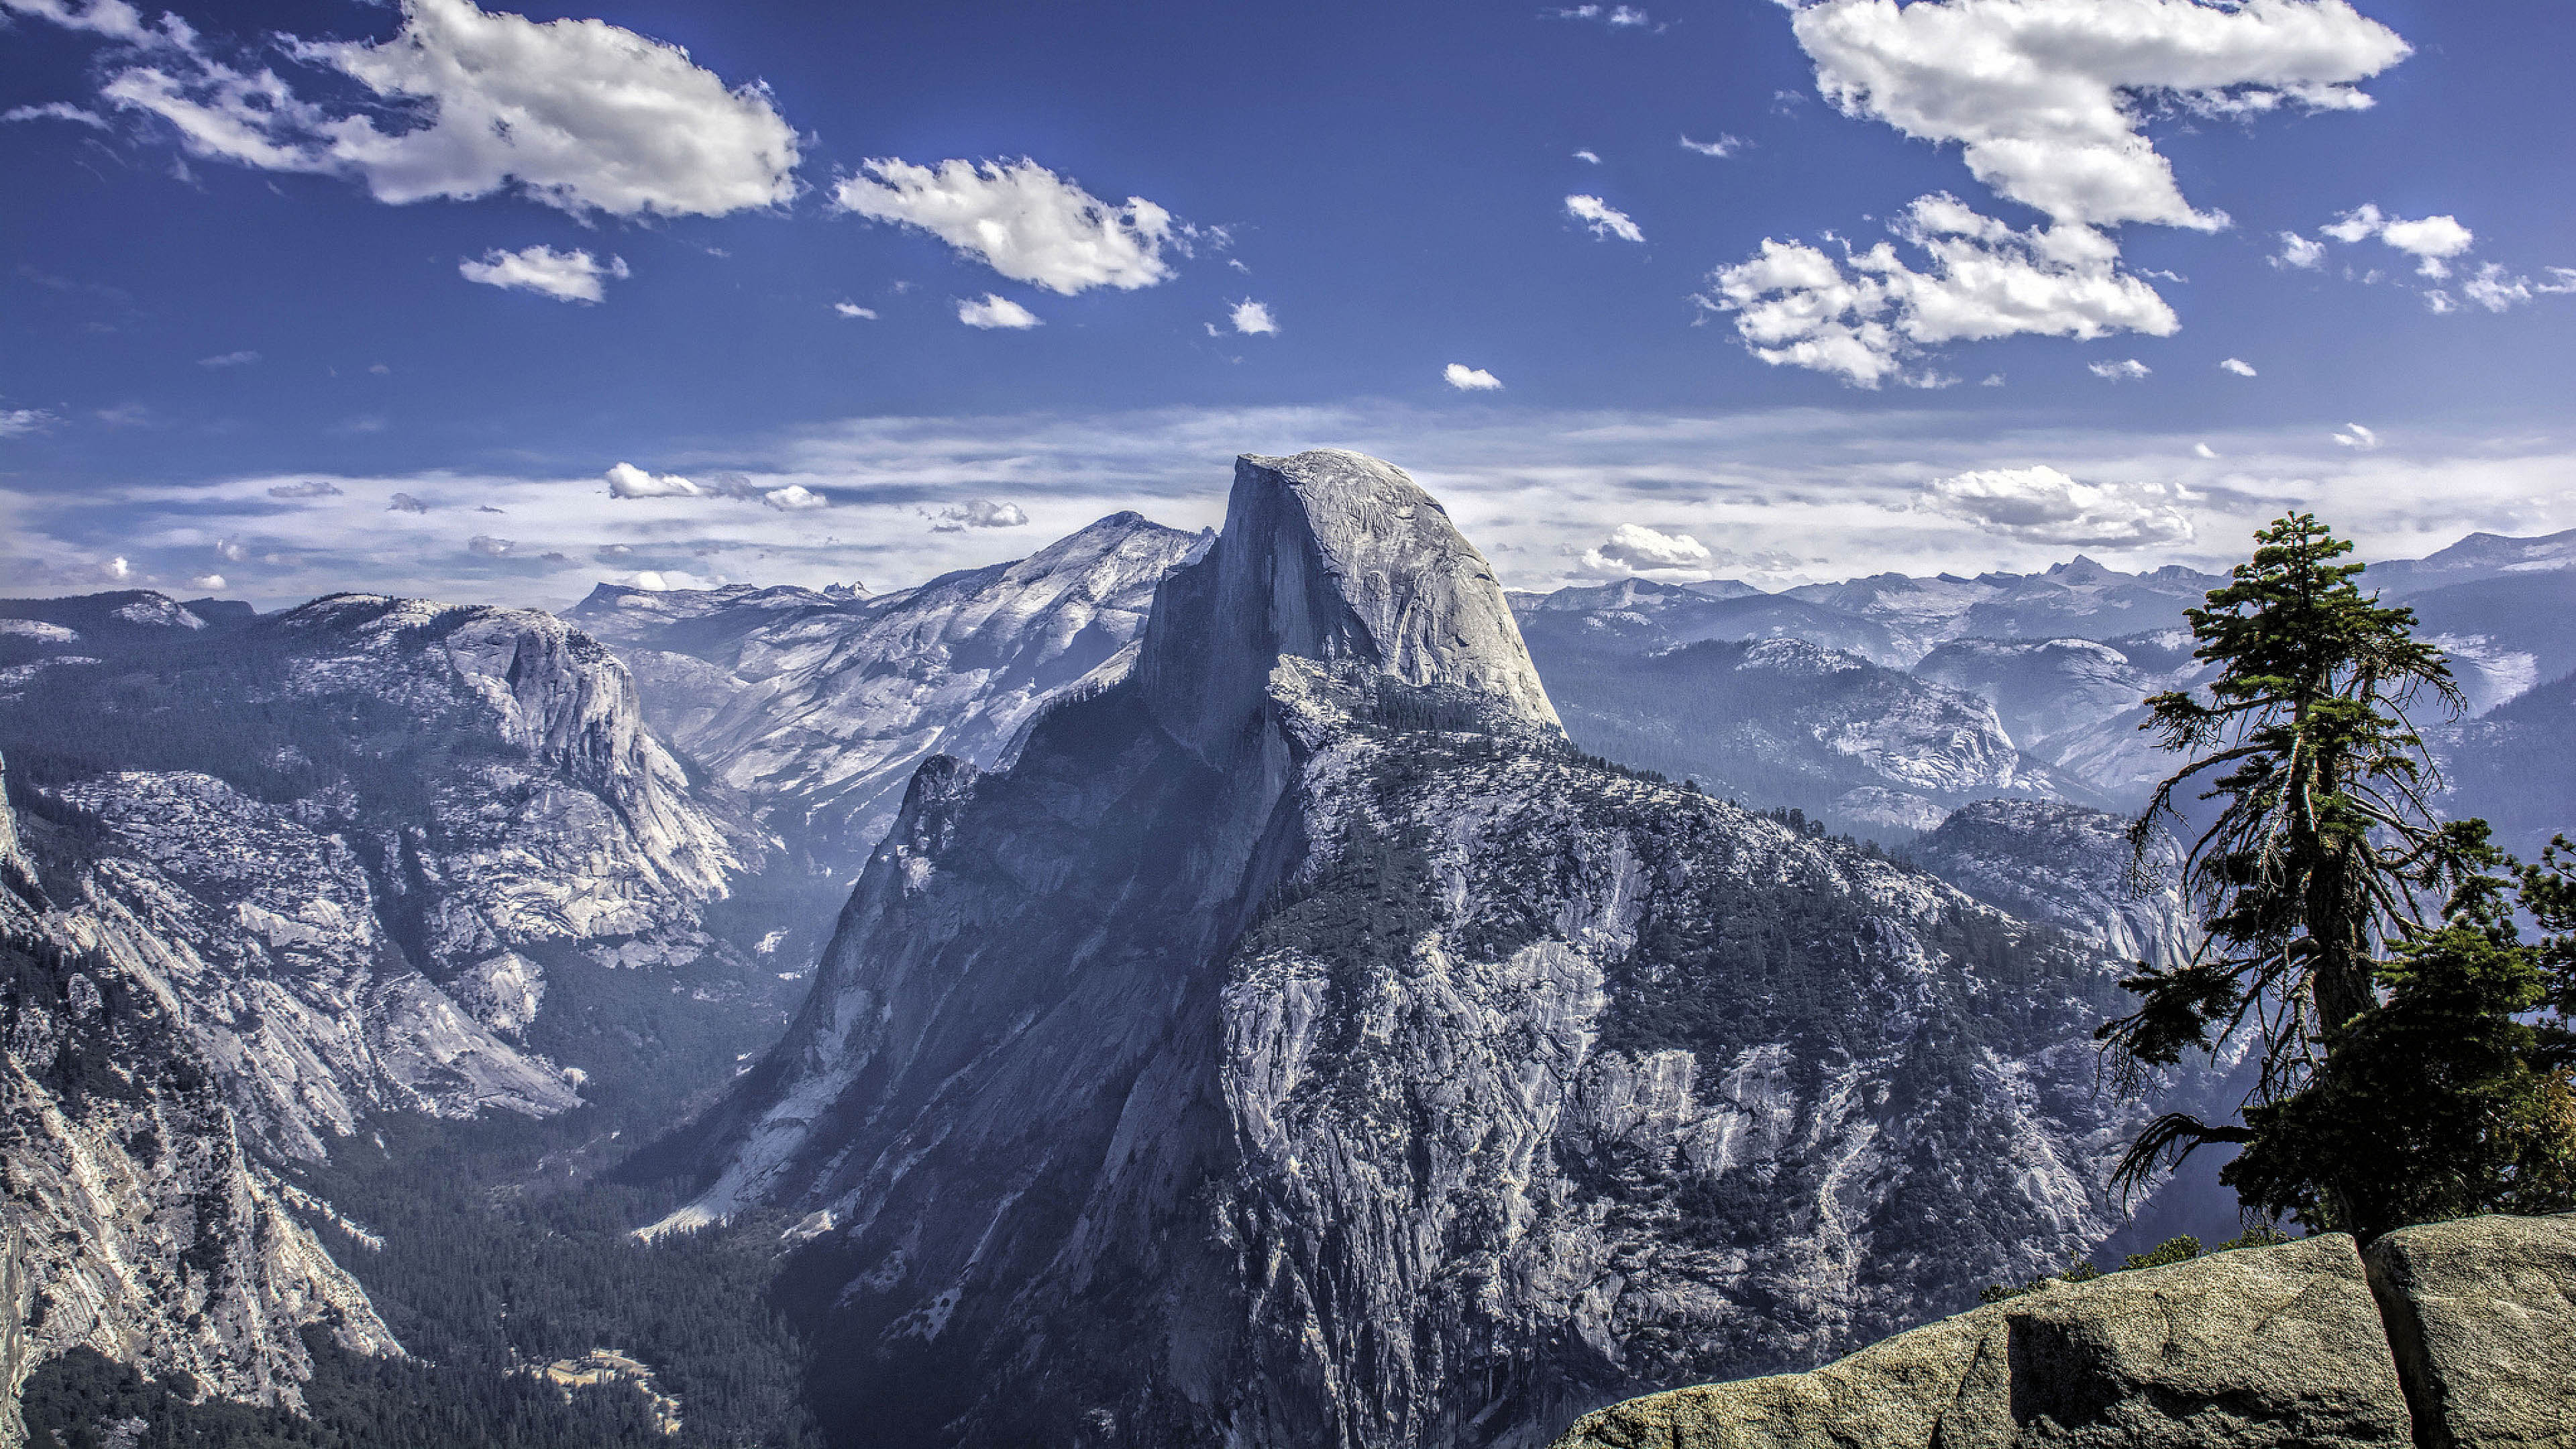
(2363, 1212, 2576, 1449)
(1552, 1234, 2412, 1449)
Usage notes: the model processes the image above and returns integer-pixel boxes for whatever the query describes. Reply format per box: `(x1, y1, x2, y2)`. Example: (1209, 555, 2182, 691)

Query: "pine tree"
(2100, 513, 2494, 1214)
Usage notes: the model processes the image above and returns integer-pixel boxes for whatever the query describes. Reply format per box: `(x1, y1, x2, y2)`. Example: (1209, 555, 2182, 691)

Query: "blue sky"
(3, 0, 2571, 606)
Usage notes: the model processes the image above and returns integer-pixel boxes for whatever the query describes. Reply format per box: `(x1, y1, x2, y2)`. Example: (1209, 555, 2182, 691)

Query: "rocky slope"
(0, 747, 397, 1446)
(649, 450, 2174, 1448)
(1909, 801, 2192, 975)
(1551, 1212, 2576, 1449)
(564, 513, 1201, 879)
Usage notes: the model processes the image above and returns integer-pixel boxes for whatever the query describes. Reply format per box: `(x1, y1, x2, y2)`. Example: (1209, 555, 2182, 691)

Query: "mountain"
(1, 745, 398, 1440)
(1909, 801, 2191, 974)
(646, 449, 2169, 1448)
(2361, 525, 2576, 596)
(1775, 559, 2222, 663)
(0, 591, 800, 1140)
(1519, 610, 2089, 839)
(563, 513, 1201, 881)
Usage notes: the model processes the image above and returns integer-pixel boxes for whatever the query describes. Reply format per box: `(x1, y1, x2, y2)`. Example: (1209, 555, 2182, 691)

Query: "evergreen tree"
(2100, 513, 2495, 1212)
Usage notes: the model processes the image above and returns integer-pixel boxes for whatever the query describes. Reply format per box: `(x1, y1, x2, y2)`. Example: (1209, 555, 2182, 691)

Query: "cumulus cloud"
(2322, 203, 2473, 276)
(2194, 442, 2220, 458)
(2274, 231, 2326, 269)
(197, 350, 259, 367)
(2088, 358, 2152, 381)
(387, 492, 429, 513)
(2332, 422, 2378, 449)
(624, 569, 719, 592)
(2453, 264, 2576, 313)
(1924, 465, 2193, 546)
(1705, 194, 2176, 386)
(466, 534, 513, 556)
(1228, 299, 1279, 335)
(188, 572, 225, 589)
(1565, 195, 1645, 244)
(1582, 523, 1713, 574)
(0, 407, 61, 437)
(833, 302, 878, 319)
(930, 499, 1030, 533)
(761, 484, 828, 512)
(266, 480, 343, 498)
(2218, 357, 2257, 376)
(836, 158, 1177, 294)
(215, 538, 248, 561)
(957, 294, 1042, 329)
(459, 245, 627, 303)
(79, 0, 798, 217)
(1679, 133, 1743, 158)
(101, 555, 133, 580)
(1786, 0, 2409, 232)
(1444, 364, 1503, 391)
(605, 462, 702, 498)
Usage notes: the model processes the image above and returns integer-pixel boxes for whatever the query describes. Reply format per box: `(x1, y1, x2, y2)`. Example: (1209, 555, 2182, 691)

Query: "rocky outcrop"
(2364, 1214, 2576, 1448)
(651, 449, 2161, 1448)
(1552, 1214, 2576, 1449)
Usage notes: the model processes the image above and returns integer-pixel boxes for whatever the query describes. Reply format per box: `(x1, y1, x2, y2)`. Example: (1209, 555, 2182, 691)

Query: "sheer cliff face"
(661, 449, 2150, 1448)
(564, 513, 1200, 870)
(1, 751, 394, 1446)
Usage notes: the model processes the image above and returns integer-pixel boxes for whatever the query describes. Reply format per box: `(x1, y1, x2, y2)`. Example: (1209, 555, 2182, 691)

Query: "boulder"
(2363, 1212, 2576, 1448)
(1552, 1234, 2412, 1449)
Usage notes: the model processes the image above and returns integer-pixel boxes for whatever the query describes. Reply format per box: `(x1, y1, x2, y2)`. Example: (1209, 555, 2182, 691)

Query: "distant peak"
(1140, 449, 1559, 758)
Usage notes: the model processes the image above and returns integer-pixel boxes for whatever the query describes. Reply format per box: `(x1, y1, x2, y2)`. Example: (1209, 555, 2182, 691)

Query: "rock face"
(654, 450, 2158, 1448)
(1910, 801, 2192, 973)
(2363, 1213, 2576, 1449)
(0, 748, 396, 1446)
(563, 512, 1200, 875)
(1555, 1214, 2576, 1449)
(1552, 1232, 2414, 1449)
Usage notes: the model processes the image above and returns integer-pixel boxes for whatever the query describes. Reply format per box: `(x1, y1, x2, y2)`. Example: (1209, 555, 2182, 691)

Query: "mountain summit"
(643, 450, 2163, 1448)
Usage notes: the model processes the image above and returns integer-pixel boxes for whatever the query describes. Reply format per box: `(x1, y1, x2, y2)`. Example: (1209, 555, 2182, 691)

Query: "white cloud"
(1228, 299, 1279, 335)
(215, 538, 248, 560)
(460, 245, 626, 303)
(2457, 264, 2576, 313)
(2273, 231, 2326, 269)
(197, 349, 260, 367)
(1565, 195, 1645, 244)
(2332, 422, 2378, 449)
(1573, 149, 1602, 164)
(1581, 523, 1713, 574)
(1786, 0, 2409, 231)
(836, 157, 1177, 294)
(1444, 364, 1503, 391)
(1924, 464, 2193, 546)
(605, 462, 702, 498)
(761, 484, 828, 512)
(0, 407, 61, 437)
(2218, 357, 2257, 376)
(834, 302, 878, 319)
(187, 572, 225, 589)
(2194, 442, 2220, 458)
(466, 534, 513, 556)
(387, 492, 429, 513)
(1705, 194, 2176, 386)
(2088, 358, 2151, 382)
(2322, 203, 2474, 276)
(1678, 133, 1744, 158)
(625, 569, 718, 592)
(3, 101, 111, 129)
(1552, 5, 1652, 26)
(87, 0, 798, 218)
(957, 294, 1042, 330)
(930, 499, 1029, 532)
(266, 480, 343, 499)
(102, 555, 133, 580)
(0, 0, 151, 42)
